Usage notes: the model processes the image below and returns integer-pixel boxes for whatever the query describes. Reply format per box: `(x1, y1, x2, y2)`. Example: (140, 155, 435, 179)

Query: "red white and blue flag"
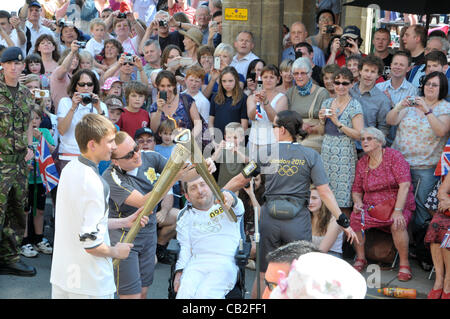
(35, 135, 59, 192)
(435, 138, 450, 177)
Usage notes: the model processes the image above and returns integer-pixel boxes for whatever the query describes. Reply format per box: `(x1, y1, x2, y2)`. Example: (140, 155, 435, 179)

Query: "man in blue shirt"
(350, 55, 391, 150)
(282, 22, 326, 67)
(376, 51, 418, 144)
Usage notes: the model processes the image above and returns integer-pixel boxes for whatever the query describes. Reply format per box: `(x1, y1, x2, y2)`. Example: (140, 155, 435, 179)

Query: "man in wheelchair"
(169, 176, 248, 299)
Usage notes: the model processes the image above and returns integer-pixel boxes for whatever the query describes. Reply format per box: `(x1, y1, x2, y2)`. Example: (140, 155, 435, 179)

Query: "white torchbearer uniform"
(175, 196, 244, 299)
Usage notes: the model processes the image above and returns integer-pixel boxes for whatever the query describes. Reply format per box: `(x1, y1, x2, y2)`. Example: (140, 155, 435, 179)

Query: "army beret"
(1, 47, 24, 63)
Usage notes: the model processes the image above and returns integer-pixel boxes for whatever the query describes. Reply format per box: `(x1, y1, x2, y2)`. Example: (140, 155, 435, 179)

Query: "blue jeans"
(410, 168, 438, 230)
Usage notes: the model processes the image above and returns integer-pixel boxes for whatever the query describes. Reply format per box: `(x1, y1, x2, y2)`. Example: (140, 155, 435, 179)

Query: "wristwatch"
(336, 213, 350, 228)
(100, 110, 105, 116)
(424, 109, 433, 116)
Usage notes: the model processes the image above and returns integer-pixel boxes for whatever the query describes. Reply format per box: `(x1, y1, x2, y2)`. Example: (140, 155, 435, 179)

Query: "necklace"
(368, 149, 384, 169)
(332, 95, 350, 114)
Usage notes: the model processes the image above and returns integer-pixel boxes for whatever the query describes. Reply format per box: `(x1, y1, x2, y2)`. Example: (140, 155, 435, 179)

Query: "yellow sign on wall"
(224, 8, 248, 21)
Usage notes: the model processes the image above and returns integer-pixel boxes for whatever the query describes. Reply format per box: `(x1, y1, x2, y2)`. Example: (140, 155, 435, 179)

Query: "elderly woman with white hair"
(350, 127, 416, 282)
(202, 43, 245, 99)
(286, 57, 329, 153)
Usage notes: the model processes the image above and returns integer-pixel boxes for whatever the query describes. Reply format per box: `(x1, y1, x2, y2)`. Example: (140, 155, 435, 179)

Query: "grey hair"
(214, 42, 234, 58)
(196, 5, 210, 15)
(266, 240, 319, 264)
(143, 39, 161, 51)
(360, 127, 386, 146)
(427, 36, 450, 54)
(235, 30, 255, 43)
(292, 57, 312, 74)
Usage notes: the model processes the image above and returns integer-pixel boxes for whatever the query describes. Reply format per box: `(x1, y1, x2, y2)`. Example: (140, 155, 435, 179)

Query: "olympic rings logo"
(277, 165, 299, 176)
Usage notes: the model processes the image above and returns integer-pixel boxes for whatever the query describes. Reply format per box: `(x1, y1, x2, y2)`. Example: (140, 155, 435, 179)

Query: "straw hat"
(179, 28, 203, 47)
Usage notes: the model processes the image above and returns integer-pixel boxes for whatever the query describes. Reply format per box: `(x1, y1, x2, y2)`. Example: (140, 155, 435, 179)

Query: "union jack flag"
(255, 102, 263, 120)
(435, 138, 450, 176)
(441, 228, 450, 249)
(35, 135, 59, 192)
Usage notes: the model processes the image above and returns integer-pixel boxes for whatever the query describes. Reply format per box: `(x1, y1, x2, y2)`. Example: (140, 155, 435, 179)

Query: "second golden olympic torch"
(112, 129, 237, 267)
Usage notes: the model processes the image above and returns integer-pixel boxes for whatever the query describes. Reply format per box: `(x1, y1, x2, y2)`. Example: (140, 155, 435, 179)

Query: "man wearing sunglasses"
(103, 131, 217, 299)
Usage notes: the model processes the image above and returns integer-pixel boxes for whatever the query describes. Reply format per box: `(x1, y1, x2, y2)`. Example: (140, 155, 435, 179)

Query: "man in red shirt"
(327, 25, 365, 67)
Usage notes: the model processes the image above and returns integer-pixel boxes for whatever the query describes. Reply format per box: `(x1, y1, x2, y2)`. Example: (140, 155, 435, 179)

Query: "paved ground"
(0, 198, 435, 299)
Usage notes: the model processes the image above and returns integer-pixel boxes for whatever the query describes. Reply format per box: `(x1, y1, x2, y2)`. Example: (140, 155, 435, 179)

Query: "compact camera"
(340, 37, 352, 48)
(124, 54, 134, 63)
(80, 93, 93, 104)
(324, 108, 333, 116)
(407, 97, 416, 105)
(75, 41, 86, 49)
(326, 25, 336, 34)
(158, 20, 168, 27)
(294, 50, 303, 59)
(226, 142, 234, 150)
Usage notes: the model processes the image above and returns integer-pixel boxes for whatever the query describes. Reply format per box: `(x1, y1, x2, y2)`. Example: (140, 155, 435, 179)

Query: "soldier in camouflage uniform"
(0, 47, 36, 277)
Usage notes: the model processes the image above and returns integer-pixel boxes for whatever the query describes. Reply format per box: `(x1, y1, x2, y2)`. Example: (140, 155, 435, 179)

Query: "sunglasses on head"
(334, 80, 351, 86)
(112, 144, 139, 160)
(123, 62, 134, 66)
(77, 82, 94, 87)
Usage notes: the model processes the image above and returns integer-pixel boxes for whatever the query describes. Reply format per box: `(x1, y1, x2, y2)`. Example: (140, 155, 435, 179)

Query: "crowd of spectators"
(0, 0, 449, 300)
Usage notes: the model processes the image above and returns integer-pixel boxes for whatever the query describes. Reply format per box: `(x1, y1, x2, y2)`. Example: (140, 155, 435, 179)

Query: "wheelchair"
(167, 217, 252, 299)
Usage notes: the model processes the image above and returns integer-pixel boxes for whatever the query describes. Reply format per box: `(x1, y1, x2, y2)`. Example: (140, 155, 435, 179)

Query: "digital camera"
(326, 25, 336, 34)
(75, 41, 86, 49)
(340, 37, 352, 48)
(80, 93, 92, 104)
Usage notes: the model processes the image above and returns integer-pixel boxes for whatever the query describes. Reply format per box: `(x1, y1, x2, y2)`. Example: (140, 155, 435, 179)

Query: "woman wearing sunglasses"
(349, 127, 415, 280)
(318, 67, 364, 222)
(386, 72, 450, 268)
(56, 69, 109, 170)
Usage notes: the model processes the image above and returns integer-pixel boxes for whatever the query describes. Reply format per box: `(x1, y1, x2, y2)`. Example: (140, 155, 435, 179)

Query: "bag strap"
(308, 86, 324, 119)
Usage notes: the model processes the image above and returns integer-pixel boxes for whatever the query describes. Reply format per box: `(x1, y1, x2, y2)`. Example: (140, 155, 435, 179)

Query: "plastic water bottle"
(378, 288, 416, 299)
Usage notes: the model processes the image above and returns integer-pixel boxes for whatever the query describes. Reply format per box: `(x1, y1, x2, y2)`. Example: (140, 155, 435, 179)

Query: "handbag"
(364, 151, 397, 221)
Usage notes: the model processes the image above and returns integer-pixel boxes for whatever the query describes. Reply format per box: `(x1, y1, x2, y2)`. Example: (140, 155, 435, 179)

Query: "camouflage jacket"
(0, 72, 33, 155)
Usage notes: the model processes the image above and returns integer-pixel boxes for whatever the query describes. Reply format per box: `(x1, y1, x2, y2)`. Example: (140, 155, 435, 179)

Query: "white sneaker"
(33, 238, 53, 255)
(21, 244, 38, 258)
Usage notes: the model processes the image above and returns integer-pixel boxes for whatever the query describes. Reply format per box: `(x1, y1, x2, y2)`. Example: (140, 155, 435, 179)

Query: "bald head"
(290, 22, 308, 45)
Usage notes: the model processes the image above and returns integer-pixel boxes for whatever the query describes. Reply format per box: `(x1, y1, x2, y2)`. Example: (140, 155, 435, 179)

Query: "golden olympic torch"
(112, 129, 237, 267)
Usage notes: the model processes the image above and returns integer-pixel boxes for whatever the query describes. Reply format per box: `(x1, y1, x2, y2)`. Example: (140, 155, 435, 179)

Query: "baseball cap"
(28, 1, 42, 8)
(1, 47, 24, 63)
(104, 96, 124, 112)
(101, 76, 122, 91)
(135, 127, 154, 140)
(342, 25, 361, 39)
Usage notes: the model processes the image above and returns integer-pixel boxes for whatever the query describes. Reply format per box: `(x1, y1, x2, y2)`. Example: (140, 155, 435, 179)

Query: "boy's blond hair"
(75, 113, 116, 153)
(158, 119, 176, 135)
(90, 18, 106, 31)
